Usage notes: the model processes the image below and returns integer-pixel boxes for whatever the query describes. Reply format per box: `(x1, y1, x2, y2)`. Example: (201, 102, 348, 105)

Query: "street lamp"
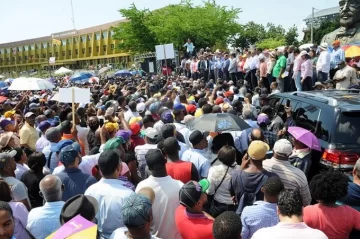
(311, 7, 318, 44)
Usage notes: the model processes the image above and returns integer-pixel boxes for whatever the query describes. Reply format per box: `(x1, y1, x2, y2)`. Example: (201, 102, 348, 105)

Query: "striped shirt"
(135, 144, 158, 178)
(262, 158, 311, 206)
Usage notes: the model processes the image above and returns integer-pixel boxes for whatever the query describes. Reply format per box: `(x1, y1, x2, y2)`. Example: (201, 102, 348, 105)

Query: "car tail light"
(321, 149, 359, 170)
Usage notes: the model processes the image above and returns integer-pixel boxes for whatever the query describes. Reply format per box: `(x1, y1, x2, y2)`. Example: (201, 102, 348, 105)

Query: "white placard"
(59, 87, 91, 103)
(149, 62, 154, 73)
(155, 43, 175, 60)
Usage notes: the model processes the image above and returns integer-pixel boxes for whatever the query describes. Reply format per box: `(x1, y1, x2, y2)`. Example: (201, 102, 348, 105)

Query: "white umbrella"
(98, 66, 111, 75)
(9, 77, 55, 91)
(49, 92, 60, 101)
(54, 67, 73, 75)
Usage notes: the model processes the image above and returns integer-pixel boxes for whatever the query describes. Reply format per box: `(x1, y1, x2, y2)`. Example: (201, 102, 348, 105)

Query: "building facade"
(0, 20, 131, 74)
(303, 6, 339, 33)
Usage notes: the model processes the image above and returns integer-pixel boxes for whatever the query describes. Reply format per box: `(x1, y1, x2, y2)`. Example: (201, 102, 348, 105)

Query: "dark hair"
(164, 100, 174, 110)
(98, 150, 121, 177)
(217, 145, 236, 167)
(263, 177, 284, 197)
(0, 180, 12, 202)
(13, 147, 23, 163)
(142, 115, 155, 125)
(294, 48, 300, 54)
(0, 201, 13, 217)
(211, 133, 235, 154)
(128, 101, 137, 112)
(278, 189, 303, 217)
(309, 170, 348, 204)
(28, 152, 46, 172)
(202, 104, 212, 114)
(198, 98, 208, 108)
(213, 211, 242, 239)
(117, 96, 126, 105)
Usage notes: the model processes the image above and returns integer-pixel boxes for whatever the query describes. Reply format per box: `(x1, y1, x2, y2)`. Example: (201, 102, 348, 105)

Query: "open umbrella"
(4, 78, 13, 83)
(98, 66, 111, 75)
(9, 77, 55, 91)
(345, 45, 360, 58)
(288, 126, 321, 151)
(115, 70, 132, 77)
(46, 215, 97, 239)
(54, 67, 73, 75)
(70, 72, 94, 83)
(189, 113, 251, 132)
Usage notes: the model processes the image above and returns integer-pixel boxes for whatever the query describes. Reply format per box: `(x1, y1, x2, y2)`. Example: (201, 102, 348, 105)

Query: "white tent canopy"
(9, 77, 55, 91)
(54, 67, 73, 75)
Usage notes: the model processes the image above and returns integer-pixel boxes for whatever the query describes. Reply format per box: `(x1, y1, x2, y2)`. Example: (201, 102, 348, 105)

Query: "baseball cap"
(189, 130, 208, 146)
(149, 102, 160, 114)
(257, 113, 270, 126)
(273, 139, 293, 157)
(215, 97, 224, 105)
(29, 103, 39, 109)
(136, 102, 146, 113)
(122, 194, 152, 228)
(38, 121, 51, 132)
(50, 139, 77, 153)
(144, 127, 158, 139)
(25, 112, 35, 118)
(116, 130, 132, 141)
(130, 122, 141, 135)
(4, 110, 15, 119)
(332, 40, 341, 45)
(224, 91, 234, 98)
(59, 144, 81, 166)
(0, 119, 13, 130)
(248, 140, 270, 160)
(0, 150, 17, 169)
(179, 179, 210, 208)
(186, 104, 197, 114)
(228, 81, 234, 85)
(60, 194, 98, 224)
(104, 137, 125, 150)
(161, 110, 174, 124)
(174, 103, 186, 111)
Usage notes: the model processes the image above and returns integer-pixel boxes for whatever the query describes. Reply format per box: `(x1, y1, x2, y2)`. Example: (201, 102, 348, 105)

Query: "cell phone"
(99, 118, 104, 127)
(286, 99, 290, 107)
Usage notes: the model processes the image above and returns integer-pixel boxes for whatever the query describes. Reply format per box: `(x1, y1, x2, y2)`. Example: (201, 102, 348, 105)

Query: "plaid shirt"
(262, 129, 277, 149)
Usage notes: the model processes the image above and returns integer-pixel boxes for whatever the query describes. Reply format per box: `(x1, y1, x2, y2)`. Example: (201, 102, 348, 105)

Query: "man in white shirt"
(333, 60, 353, 90)
(136, 149, 183, 239)
(13, 147, 29, 180)
(316, 43, 331, 83)
(124, 101, 139, 122)
(52, 153, 100, 176)
(27, 175, 65, 239)
(252, 189, 327, 239)
(85, 150, 135, 239)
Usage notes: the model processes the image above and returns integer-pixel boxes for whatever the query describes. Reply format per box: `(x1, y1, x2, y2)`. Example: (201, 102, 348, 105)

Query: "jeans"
(295, 71, 302, 91)
(318, 71, 328, 83)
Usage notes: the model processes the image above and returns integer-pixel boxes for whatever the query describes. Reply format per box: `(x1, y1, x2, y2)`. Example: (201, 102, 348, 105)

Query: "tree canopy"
(302, 17, 340, 44)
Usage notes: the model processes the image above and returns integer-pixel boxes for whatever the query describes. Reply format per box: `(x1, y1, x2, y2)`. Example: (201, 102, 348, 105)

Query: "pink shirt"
(260, 62, 268, 77)
(9, 202, 31, 239)
(252, 222, 328, 239)
(301, 59, 313, 78)
(304, 204, 360, 239)
(293, 55, 303, 74)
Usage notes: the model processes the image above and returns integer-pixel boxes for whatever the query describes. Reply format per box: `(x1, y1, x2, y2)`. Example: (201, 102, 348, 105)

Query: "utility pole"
(311, 7, 315, 44)
(70, 0, 76, 29)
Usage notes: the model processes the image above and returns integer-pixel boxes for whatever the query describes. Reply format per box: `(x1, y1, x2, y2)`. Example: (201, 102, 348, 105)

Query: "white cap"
(144, 127, 158, 139)
(136, 102, 146, 113)
(320, 42, 328, 50)
(273, 139, 293, 157)
(24, 112, 35, 118)
(300, 50, 308, 57)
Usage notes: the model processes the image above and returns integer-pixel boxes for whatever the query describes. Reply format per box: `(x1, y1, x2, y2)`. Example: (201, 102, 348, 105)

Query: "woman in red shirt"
(303, 171, 360, 239)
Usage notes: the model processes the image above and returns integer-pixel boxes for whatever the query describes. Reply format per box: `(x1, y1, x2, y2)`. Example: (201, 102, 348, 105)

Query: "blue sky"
(0, 0, 338, 44)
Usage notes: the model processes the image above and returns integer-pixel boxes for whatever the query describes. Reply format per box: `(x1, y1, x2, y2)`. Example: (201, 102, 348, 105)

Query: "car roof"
(271, 90, 360, 111)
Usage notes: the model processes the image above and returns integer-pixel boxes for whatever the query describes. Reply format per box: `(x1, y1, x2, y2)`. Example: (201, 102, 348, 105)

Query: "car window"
(336, 112, 360, 145)
(293, 102, 322, 136)
(277, 98, 298, 122)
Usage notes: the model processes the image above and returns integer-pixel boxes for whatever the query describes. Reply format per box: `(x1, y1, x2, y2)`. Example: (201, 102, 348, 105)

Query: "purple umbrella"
(288, 126, 321, 151)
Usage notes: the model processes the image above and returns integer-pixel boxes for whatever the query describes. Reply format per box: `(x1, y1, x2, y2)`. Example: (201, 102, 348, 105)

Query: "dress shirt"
(182, 148, 211, 178)
(301, 59, 313, 78)
(316, 51, 331, 73)
(85, 178, 135, 239)
(330, 47, 345, 69)
(252, 222, 328, 239)
(241, 201, 279, 239)
(27, 201, 65, 239)
(9, 202, 30, 239)
(249, 55, 259, 70)
(292, 55, 303, 77)
(191, 61, 198, 73)
(228, 58, 237, 73)
(42, 142, 58, 173)
(267, 59, 276, 75)
(263, 158, 311, 206)
(135, 143, 158, 178)
(286, 53, 295, 71)
(15, 163, 29, 180)
(334, 65, 353, 90)
(19, 122, 39, 151)
(183, 42, 194, 53)
(35, 134, 50, 153)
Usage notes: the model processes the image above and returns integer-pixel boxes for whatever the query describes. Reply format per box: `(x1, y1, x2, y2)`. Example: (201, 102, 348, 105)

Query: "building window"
(6, 58, 9, 62)
(36, 54, 39, 59)
(62, 51, 65, 56)
(96, 46, 99, 52)
(68, 50, 71, 56)
(110, 44, 114, 50)
(62, 40, 66, 46)
(49, 53, 52, 57)
(42, 53, 46, 58)
(95, 32, 100, 40)
(55, 52, 58, 57)
(12, 57, 15, 62)
(43, 43, 48, 49)
(110, 30, 114, 37)
(103, 45, 107, 52)
(89, 47, 92, 53)
(24, 56, 28, 61)
(30, 44, 35, 50)
(102, 31, 108, 39)
(87, 35, 92, 41)
(75, 49, 78, 55)
(74, 37, 78, 43)
(37, 44, 41, 49)
(0, 49, 2, 54)
(82, 48, 85, 54)
(17, 47, 22, 52)
(67, 39, 72, 44)
(18, 56, 21, 61)
(81, 36, 86, 42)
(24, 46, 29, 51)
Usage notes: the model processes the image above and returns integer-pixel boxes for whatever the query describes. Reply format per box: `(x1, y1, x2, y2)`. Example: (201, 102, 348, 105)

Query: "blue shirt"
(330, 47, 345, 69)
(241, 201, 279, 239)
(183, 42, 194, 53)
(338, 182, 360, 211)
(42, 142, 58, 172)
(27, 201, 65, 239)
(182, 148, 210, 178)
(57, 168, 97, 201)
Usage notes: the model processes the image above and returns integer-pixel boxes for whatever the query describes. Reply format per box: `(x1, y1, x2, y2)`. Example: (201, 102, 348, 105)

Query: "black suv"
(268, 90, 360, 177)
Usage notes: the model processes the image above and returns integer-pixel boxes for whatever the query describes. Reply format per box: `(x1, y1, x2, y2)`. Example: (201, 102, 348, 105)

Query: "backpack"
(236, 171, 269, 215)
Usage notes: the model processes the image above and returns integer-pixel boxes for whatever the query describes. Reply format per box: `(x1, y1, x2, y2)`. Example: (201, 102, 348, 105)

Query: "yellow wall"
(0, 29, 131, 73)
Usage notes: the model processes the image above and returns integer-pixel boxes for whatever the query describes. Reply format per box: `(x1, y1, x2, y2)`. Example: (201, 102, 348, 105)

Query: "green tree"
(256, 38, 286, 49)
(285, 25, 299, 46)
(303, 16, 340, 44)
(113, 0, 241, 53)
(231, 22, 266, 48)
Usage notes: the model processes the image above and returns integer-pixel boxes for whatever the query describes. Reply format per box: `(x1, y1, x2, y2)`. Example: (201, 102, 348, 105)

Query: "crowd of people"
(0, 40, 359, 239)
(181, 39, 359, 93)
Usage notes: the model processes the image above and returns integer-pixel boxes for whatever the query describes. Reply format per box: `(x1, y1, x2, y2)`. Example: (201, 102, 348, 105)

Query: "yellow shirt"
(195, 109, 203, 118)
(19, 122, 39, 151)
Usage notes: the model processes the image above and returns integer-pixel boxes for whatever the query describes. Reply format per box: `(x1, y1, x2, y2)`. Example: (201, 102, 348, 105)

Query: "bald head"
(39, 175, 62, 202)
(250, 128, 265, 142)
(36, 115, 47, 124)
(45, 127, 61, 143)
